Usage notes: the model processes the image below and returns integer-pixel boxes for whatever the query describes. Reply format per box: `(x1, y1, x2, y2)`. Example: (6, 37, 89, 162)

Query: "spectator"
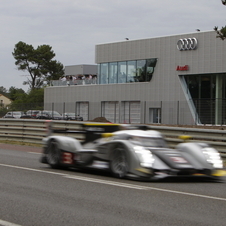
(73, 76, 77, 85)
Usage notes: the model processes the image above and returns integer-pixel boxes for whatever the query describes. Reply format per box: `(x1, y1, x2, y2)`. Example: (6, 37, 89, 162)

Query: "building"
(44, 31, 226, 125)
(0, 94, 11, 108)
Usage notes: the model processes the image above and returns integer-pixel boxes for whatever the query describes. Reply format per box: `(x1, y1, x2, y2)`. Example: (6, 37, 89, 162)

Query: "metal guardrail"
(0, 119, 226, 159)
(0, 119, 48, 144)
(0, 119, 86, 144)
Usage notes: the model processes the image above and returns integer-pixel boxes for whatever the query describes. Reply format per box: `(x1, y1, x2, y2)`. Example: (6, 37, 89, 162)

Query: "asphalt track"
(0, 144, 226, 226)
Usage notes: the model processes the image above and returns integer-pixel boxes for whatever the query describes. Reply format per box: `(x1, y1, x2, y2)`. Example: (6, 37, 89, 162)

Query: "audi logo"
(177, 38, 198, 51)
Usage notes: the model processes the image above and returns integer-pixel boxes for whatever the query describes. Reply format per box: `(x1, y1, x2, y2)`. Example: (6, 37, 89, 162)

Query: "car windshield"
(42, 111, 61, 116)
(130, 136, 166, 147)
(52, 111, 61, 116)
(27, 111, 39, 114)
(65, 113, 76, 116)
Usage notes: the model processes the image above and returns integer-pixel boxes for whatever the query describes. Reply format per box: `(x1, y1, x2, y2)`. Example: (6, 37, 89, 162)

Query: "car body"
(3, 111, 25, 119)
(40, 123, 225, 181)
(62, 112, 83, 121)
(36, 110, 63, 120)
(23, 110, 41, 118)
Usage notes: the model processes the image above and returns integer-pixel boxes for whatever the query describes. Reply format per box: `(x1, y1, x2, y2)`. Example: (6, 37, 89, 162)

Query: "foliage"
(214, 2, 226, 40)
(12, 41, 64, 90)
(0, 86, 7, 95)
(26, 88, 44, 104)
(0, 86, 9, 98)
(0, 107, 8, 118)
(214, 26, 226, 40)
(0, 85, 44, 113)
(8, 86, 26, 101)
(9, 88, 44, 111)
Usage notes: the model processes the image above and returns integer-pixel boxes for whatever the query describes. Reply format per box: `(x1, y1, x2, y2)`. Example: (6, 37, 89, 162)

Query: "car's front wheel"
(46, 139, 61, 168)
(110, 145, 128, 178)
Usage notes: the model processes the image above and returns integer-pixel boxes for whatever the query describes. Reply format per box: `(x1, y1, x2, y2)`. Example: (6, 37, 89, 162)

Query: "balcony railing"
(51, 78, 98, 86)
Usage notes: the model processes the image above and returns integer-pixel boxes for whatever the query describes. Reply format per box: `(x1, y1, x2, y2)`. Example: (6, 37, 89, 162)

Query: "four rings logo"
(177, 38, 198, 51)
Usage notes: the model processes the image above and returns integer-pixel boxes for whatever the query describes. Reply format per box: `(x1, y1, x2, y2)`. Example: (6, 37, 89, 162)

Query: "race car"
(40, 122, 225, 181)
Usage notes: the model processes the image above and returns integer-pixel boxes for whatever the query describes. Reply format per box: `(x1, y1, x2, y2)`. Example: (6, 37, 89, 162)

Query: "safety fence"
(3, 98, 226, 125)
(0, 119, 226, 159)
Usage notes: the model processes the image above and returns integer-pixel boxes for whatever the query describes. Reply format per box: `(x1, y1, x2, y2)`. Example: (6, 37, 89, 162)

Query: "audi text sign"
(177, 38, 198, 51)
(176, 65, 189, 71)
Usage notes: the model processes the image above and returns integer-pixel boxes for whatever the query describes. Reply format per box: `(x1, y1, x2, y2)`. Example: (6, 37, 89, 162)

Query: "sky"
(0, 0, 225, 92)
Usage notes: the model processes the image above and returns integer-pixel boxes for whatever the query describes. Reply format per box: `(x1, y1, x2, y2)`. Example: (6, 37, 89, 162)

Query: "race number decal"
(62, 152, 73, 164)
(169, 156, 188, 164)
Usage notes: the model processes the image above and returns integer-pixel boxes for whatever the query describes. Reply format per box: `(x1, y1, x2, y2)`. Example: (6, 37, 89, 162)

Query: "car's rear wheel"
(110, 145, 128, 178)
(47, 139, 61, 168)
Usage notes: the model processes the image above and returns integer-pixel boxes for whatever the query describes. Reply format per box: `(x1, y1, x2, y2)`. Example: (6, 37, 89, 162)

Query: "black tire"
(110, 145, 128, 178)
(46, 139, 61, 168)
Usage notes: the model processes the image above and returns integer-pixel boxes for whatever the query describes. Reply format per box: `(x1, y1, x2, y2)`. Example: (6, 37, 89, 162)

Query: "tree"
(9, 88, 44, 111)
(0, 86, 8, 96)
(214, 1, 226, 40)
(26, 88, 44, 104)
(214, 26, 226, 40)
(12, 41, 64, 90)
(8, 86, 26, 101)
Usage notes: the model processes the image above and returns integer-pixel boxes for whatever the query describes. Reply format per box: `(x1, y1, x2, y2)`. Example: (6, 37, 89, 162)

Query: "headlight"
(202, 147, 223, 169)
(134, 146, 155, 168)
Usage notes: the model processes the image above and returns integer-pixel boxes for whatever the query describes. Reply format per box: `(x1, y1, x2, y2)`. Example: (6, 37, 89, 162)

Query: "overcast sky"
(0, 0, 225, 91)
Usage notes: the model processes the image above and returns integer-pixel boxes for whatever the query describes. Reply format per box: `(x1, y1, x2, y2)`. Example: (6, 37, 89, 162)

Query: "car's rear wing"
(45, 121, 121, 143)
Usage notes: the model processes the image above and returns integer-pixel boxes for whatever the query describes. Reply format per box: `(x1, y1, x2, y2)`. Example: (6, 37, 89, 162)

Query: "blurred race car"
(40, 123, 225, 181)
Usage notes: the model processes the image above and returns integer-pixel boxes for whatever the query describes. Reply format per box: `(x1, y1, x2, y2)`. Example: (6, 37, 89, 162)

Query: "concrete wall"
(64, 64, 97, 76)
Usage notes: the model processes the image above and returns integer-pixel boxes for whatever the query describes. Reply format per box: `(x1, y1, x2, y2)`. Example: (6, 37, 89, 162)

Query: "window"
(184, 74, 216, 99)
(100, 63, 108, 84)
(127, 61, 136, 83)
(109, 62, 118, 83)
(146, 58, 157, 81)
(136, 60, 146, 82)
(149, 108, 161, 123)
(118, 62, 127, 83)
(98, 58, 157, 84)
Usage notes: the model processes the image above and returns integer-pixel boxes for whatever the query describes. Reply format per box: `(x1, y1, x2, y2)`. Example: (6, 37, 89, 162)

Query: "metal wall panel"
(45, 31, 226, 125)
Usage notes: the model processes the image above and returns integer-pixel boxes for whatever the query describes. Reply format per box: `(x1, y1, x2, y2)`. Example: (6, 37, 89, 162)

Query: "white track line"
(1, 163, 226, 201)
(0, 219, 22, 226)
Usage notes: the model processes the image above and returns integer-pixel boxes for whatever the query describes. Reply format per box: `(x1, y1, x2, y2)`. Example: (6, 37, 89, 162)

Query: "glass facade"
(183, 73, 226, 124)
(109, 62, 117, 84)
(98, 58, 157, 84)
(100, 63, 108, 84)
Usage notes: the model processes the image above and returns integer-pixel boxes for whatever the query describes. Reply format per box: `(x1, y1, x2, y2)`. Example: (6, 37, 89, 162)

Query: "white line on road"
(1, 163, 226, 201)
(0, 219, 22, 226)
(65, 174, 146, 189)
(0, 163, 68, 176)
(64, 174, 226, 201)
